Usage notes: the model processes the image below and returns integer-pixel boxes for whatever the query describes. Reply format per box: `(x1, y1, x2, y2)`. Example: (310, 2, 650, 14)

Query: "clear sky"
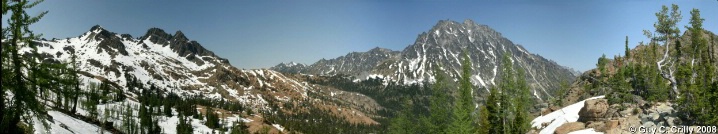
(17, 0, 718, 71)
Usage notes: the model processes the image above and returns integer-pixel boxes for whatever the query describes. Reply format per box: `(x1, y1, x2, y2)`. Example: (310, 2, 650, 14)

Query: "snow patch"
(531, 96, 605, 134)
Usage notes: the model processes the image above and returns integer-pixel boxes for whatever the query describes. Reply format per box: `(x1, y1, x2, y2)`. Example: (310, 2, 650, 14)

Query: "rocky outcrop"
(605, 116, 641, 134)
(581, 102, 684, 134)
(88, 25, 129, 56)
(639, 102, 681, 129)
(578, 99, 609, 122)
(585, 121, 606, 132)
(554, 122, 585, 134)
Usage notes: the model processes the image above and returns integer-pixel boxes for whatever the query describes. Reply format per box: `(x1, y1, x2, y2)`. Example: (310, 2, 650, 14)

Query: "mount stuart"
(273, 20, 577, 101)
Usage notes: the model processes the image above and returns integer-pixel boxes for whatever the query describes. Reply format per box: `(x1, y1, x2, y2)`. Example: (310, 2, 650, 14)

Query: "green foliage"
(424, 67, 451, 134)
(549, 80, 570, 106)
(176, 113, 194, 134)
(229, 119, 249, 134)
(511, 68, 531, 134)
(205, 107, 221, 129)
(597, 54, 609, 76)
(625, 36, 631, 58)
(652, 4, 682, 43)
(388, 99, 416, 134)
(677, 8, 718, 126)
(1, 0, 50, 132)
(607, 65, 633, 104)
(122, 102, 138, 134)
(485, 86, 503, 134)
(447, 51, 475, 134)
(477, 105, 490, 134)
(259, 126, 271, 134)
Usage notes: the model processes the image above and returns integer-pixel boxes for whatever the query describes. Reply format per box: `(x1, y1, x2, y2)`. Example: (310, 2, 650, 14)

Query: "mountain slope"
(274, 19, 577, 100)
(25, 26, 385, 133)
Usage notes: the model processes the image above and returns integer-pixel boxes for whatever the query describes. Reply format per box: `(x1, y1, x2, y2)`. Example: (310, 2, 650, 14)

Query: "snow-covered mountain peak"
(89, 25, 105, 33)
(25, 26, 384, 129)
(172, 30, 188, 41)
(273, 19, 576, 101)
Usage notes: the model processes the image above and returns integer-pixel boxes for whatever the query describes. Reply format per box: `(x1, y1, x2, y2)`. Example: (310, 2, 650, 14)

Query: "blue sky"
(18, 0, 718, 71)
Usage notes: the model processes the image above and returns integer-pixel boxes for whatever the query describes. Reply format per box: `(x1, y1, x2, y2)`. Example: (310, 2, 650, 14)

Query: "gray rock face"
(139, 28, 228, 64)
(638, 102, 680, 129)
(87, 25, 129, 56)
(271, 62, 308, 74)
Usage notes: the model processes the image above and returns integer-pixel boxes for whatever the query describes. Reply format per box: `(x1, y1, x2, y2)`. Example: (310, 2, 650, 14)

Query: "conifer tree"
(68, 50, 82, 113)
(388, 99, 415, 134)
(425, 66, 450, 134)
(625, 36, 631, 58)
(477, 104, 490, 134)
(680, 8, 717, 125)
(499, 54, 515, 133)
(511, 68, 531, 133)
(1, 0, 49, 132)
(177, 113, 194, 134)
(448, 51, 475, 134)
(229, 119, 249, 134)
(650, 4, 682, 98)
(486, 83, 502, 134)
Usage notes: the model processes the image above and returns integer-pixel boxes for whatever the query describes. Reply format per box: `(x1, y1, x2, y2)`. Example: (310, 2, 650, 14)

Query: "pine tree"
(650, 4, 682, 98)
(477, 104, 490, 134)
(425, 66, 450, 134)
(597, 54, 609, 77)
(1, 0, 49, 132)
(88, 82, 101, 118)
(485, 86, 502, 134)
(66, 50, 82, 113)
(388, 99, 415, 134)
(122, 102, 137, 134)
(499, 54, 515, 133)
(448, 51, 475, 134)
(205, 107, 221, 130)
(230, 119, 249, 134)
(164, 100, 173, 117)
(177, 113, 194, 134)
(625, 36, 631, 58)
(680, 8, 717, 125)
(511, 68, 531, 133)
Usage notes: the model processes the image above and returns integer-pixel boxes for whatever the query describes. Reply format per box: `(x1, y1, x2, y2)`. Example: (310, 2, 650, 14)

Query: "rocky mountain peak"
(81, 25, 129, 56)
(368, 47, 392, 53)
(90, 25, 105, 32)
(274, 19, 576, 101)
(141, 27, 172, 43)
(173, 30, 188, 41)
(85, 25, 116, 40)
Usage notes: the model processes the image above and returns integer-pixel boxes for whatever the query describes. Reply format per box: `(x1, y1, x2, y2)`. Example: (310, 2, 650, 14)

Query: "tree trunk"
(657, 38, 680, 97)
(8, 8, 26, 132)
(71, 85, 79, 113)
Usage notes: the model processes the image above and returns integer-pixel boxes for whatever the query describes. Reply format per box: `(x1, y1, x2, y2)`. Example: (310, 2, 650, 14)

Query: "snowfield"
(530, 95, 605, 134)
(33, 111, 112, 134)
